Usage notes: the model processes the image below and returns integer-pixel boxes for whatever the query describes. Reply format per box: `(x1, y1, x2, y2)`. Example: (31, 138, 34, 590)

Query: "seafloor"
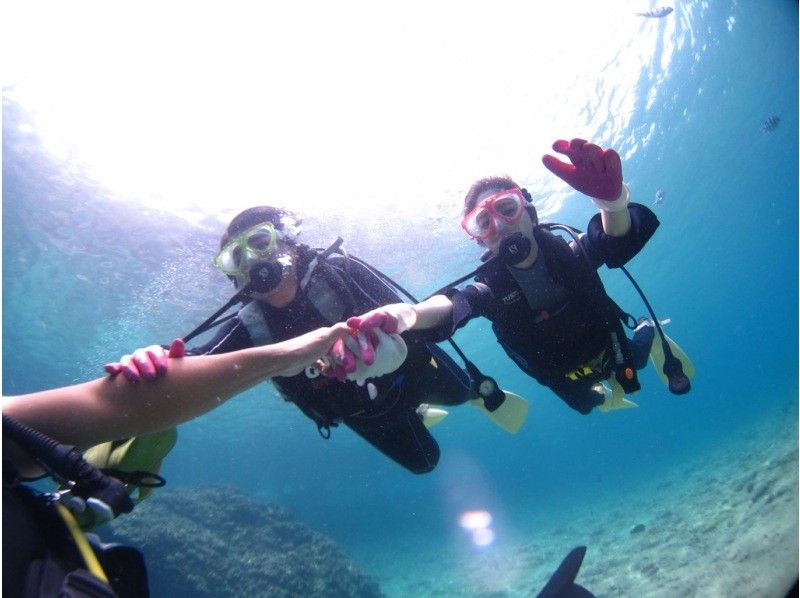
(366, 408, 798, 597)
(108, 406, 797, 597)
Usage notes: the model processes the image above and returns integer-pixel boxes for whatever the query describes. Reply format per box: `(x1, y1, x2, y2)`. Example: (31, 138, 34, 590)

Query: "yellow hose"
(55, 503, 110, 584)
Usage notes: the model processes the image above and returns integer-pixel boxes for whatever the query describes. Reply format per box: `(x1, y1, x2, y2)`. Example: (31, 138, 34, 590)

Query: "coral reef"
(107, 486, 382, 597)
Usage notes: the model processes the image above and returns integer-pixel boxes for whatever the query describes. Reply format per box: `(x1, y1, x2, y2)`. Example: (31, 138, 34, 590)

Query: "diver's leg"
(343, 406, 440, 474)
(550, 380, 604, 415)
(412, 343, 472, 407)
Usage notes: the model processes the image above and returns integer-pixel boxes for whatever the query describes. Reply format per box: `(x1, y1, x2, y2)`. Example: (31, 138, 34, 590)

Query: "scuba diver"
(106, 206, 529, 475)
(348, 138, 695, 415)
(5, 326, 350, 597)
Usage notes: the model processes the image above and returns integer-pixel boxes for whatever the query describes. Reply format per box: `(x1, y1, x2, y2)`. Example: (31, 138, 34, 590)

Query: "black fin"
(536, 546, 595, 598)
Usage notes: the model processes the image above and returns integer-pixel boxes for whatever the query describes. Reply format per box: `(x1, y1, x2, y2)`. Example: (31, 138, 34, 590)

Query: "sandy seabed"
(370, 409, 798, 597)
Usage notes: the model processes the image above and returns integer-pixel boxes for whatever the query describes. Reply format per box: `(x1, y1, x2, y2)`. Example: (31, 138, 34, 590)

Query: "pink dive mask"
(461, 188, 526, 241)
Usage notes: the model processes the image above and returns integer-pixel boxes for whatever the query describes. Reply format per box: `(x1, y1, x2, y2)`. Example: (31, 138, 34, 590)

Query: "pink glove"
(323, 327, 407, 385)
(542, 138, 623, 202)
(104, 339, 185, 382)
(323, 310, 403, 382)
(346, 311, 401, 347)
(347, 304, 416, 342)
(343, 328, 407, 385)
(324, 333, 371, 383)
(323, 306, 416, 383)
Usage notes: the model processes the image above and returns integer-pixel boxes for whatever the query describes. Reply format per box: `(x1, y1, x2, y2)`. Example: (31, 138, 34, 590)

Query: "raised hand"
(542, 138, 623, 202)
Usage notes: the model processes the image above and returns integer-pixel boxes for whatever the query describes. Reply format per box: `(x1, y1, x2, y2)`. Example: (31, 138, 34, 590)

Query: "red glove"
(542, 138, 623, 201)
(104, 338, 185, 382)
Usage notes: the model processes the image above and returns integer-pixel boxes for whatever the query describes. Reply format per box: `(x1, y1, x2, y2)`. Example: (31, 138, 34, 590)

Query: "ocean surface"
(3, 1, 798, 596)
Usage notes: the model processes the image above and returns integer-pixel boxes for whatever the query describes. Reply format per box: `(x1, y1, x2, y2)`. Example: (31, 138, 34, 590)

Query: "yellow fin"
(650, 331, 696, 387)
(84, 428, 177, 503)
(71, 428, 177, 530)
(597, 379, 638, 413)
(470, 390, 529, 434)
(417, 404, 448, 429)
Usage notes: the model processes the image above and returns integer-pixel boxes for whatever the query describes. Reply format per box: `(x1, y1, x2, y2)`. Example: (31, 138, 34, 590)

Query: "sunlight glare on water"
(4, 0, 676, 227)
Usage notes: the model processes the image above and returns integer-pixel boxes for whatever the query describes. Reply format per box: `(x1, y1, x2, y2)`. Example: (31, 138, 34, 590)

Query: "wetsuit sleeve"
(185, 317, 254, 356)
(582, 202, 660, 268)
(418, 283, 495, 342)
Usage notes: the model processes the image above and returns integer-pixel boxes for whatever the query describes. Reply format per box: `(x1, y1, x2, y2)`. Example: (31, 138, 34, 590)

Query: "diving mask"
(461, 188, 526, 241)
(214, 222, 281, 276)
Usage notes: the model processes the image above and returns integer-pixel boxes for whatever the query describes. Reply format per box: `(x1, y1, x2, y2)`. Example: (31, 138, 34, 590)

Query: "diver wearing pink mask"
(350, 138, 693, 414)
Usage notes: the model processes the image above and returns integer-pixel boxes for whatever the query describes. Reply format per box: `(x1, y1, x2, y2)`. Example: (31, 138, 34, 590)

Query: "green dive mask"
(214, 222, 280, 276)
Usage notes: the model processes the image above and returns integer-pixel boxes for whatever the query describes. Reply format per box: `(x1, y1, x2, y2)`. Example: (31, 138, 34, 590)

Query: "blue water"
(3, 1, 797, 595)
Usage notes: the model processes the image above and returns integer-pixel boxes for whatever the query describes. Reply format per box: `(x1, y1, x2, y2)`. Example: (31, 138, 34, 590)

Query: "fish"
(635, 6, 674, 18)
(654, 189, 665, 205)
(761, 115, 780, 133)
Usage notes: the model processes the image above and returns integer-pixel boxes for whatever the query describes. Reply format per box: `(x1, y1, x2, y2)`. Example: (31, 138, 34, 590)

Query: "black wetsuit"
(427, 203, 660, 414)
(190, 249, 472, 474)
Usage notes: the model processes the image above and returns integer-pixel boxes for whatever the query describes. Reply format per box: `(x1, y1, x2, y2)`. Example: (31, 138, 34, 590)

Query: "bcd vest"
(479, 226, 638, 391)
(238, 252, 378, 431)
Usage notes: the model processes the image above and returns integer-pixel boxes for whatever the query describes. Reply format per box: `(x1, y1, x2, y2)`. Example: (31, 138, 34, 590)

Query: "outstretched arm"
(3, 324, 351, 452)
(409, 295, 455, 329)
(347, 295, 454, 335)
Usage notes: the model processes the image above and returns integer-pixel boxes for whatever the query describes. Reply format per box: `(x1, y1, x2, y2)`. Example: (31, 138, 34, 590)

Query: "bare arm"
(599, 184, 632, 237)
(347, 295, 454, 334)
(408, 294, 454, 329)
(3, 324, 350, 451)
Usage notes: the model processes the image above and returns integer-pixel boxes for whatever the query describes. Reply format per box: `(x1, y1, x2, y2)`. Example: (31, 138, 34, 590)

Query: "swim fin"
(73, 428, 177, 529)
(596, 378, 638, 413)
(535, 545, 595, 598)
(649, 329, 695, 388)
(470, 390, 529, 434)
(417, 403, 449, 429)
